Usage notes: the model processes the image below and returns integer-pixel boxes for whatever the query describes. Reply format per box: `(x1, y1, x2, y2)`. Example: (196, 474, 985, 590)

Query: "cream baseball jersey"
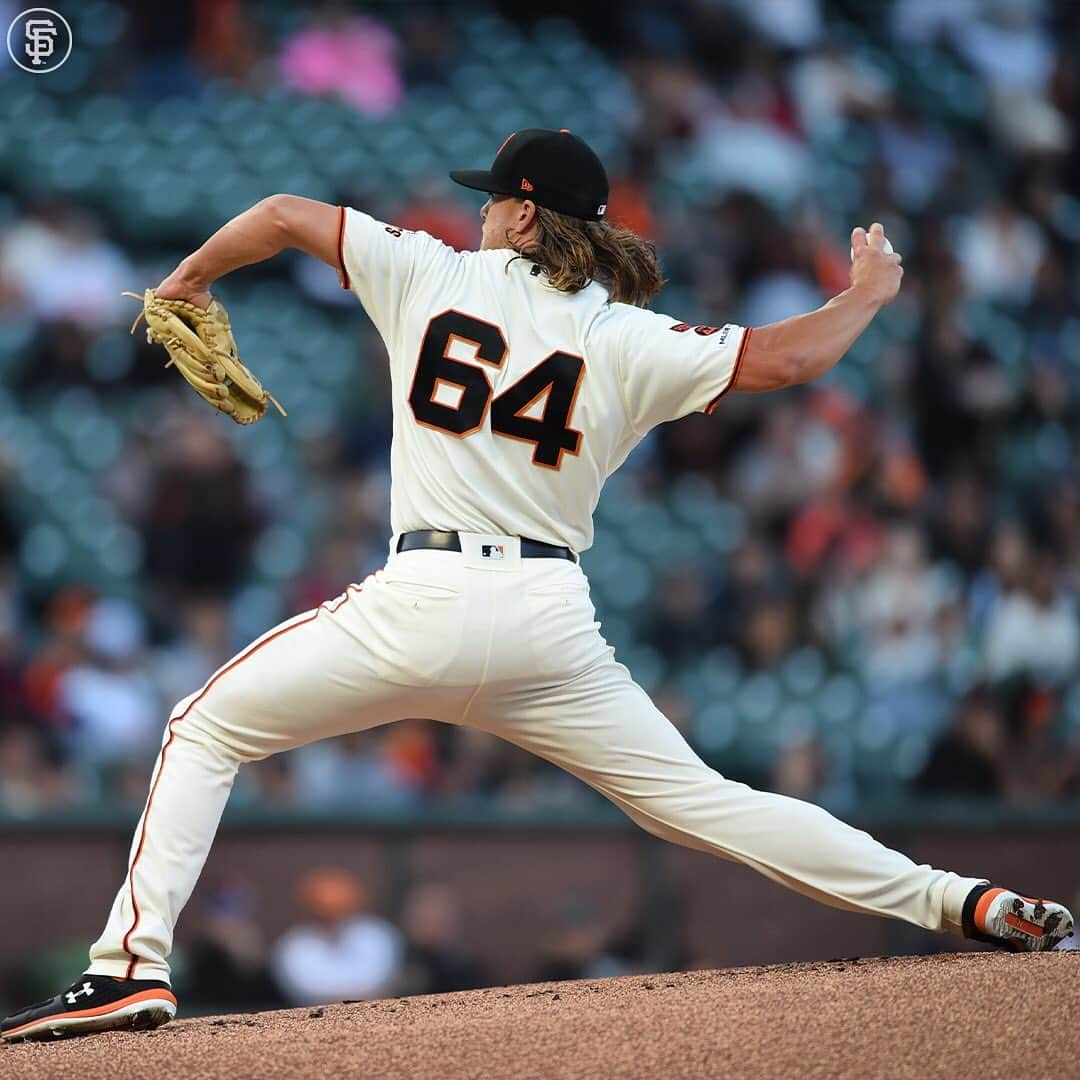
(337, 207, 751, 552)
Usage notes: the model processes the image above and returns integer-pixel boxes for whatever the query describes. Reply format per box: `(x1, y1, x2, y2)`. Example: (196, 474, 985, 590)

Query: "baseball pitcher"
(3, 130, 1072, 1042)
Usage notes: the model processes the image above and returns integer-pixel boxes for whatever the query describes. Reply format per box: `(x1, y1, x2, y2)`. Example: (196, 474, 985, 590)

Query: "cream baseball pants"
(88, 536, 982, 981)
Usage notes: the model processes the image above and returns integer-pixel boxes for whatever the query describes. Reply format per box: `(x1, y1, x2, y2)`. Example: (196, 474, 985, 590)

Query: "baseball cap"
(450, 129, 609, 222)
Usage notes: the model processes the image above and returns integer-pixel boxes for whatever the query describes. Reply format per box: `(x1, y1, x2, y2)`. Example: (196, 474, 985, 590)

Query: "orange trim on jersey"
(705, 327, 752, 415)
(3, 989, 178, 1037)
(336, 205, 350, 290)
(121, 609, 321, 979)
(494, 351, 586, 471)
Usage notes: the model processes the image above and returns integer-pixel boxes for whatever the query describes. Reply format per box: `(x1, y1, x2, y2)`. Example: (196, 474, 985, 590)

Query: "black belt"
(396, 530, 576, 561)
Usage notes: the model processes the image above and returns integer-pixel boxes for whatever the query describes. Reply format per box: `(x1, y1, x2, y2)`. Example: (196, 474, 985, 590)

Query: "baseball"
(851, 236, 894, 260)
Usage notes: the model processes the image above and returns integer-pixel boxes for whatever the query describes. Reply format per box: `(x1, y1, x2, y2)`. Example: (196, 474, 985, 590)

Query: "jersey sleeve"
(609, 305, 752, 433)
(336, 206, 459, 344)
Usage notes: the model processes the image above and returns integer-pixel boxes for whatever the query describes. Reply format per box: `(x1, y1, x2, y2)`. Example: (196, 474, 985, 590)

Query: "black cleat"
(1, 973, 176, 1042)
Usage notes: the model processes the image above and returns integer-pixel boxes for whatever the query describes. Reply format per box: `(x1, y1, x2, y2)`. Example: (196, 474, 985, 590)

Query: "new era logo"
(481, 544, 505, 560)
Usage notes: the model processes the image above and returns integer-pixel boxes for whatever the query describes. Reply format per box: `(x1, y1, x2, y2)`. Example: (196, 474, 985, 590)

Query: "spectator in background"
(279, 4, 403, 115)
(396, 881, 485, 997)
(0, 564, 26, 731)
(873, 99, 954, 213)
(184, 878, 285, 1011)
(57, 598, 159, 766)
(272, 869, 403, 1006)
(399, 8, 458, 89)
(0, 725, 80, 816)
(237, 756, 297, 808)
(291, 727, 429, 810)
(851, 524, 956, 688)
(916, 686, 1006, 799)
(996, 678, 1080, 805)
(151, 596, 232, 711)
(642, 567, 717, 670)
(790, 40, 891, 140)
(928, 470, 991, 579)
(946, 2, 1067, 156)
(126, 0, 202, 98)
(21, 588, 94, 736)
(968, 522, 1030, 632)
(984, 549, 1079, 685)
(0, 204, 133, 330)
(955, 198, 1046, 302)
(139, 414, 262, 604)
(714, 535, 787, 643)
(491, 742, 594, 815)
(740, 597, 799, 672)
(732, 402, 840, 527)
(535, 897, 646, 983)
(192, 0, 264, 84)
(769, 734, 854, 812)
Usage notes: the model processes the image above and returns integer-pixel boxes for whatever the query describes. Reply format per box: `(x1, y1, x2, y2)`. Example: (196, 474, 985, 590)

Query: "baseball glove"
(124, 288, 286, 425)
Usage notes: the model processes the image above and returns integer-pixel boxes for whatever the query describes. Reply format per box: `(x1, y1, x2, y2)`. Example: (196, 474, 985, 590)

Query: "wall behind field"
(1, 811, 1077, 1001)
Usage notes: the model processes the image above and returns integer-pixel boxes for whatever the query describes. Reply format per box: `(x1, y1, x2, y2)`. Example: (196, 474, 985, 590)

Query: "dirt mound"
(4, 952, 1077, 1079)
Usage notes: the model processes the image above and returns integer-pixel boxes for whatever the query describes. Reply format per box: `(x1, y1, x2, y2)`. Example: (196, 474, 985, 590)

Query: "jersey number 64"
(408, 310, 584, 471)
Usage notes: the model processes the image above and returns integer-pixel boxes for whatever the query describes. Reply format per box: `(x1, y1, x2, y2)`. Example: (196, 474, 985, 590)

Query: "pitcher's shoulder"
(583, 294, 641, 347)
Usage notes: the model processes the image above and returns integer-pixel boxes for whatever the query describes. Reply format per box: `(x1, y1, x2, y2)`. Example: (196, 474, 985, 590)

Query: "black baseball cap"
(450, 129, 609, 222)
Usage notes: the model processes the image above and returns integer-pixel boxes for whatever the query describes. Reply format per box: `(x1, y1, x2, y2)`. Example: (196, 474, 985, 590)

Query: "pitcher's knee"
(166, 697, 257, 763)
(619, 767, 735, 844)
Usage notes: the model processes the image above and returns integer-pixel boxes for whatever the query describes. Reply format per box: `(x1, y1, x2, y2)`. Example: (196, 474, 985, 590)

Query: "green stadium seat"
(698, 648, 744, 698)
(737, 671, 783, 725)
(691, 701, 739, 756)
(815, 673, 864, 729)
(774, 702, 818, 747)
(781, 647, 826, 697)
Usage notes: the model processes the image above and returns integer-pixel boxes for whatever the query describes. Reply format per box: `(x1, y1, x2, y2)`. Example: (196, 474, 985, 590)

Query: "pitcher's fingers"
(868, 222, 886, 249)
(851, 226, 868, 251)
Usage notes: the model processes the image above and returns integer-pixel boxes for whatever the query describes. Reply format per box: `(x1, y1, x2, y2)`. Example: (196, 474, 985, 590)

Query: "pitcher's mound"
(3, 952, 1076, 1079)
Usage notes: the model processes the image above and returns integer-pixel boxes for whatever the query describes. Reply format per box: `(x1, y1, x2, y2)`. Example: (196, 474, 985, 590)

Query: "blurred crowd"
(0, 0, 1077, 822)
(3, 864, 654, 1012)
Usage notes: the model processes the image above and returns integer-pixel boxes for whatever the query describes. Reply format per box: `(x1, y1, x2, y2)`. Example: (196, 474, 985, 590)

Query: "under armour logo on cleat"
(65, 982, 94, 1005)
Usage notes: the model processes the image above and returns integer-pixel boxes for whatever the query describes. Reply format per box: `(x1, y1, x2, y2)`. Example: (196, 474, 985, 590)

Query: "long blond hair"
(508, 204, 665, 308)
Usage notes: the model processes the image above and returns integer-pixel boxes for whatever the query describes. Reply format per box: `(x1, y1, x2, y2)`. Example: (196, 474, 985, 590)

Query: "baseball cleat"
(0, 973, 176, 1042)
(963, 884, 1075, 953)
